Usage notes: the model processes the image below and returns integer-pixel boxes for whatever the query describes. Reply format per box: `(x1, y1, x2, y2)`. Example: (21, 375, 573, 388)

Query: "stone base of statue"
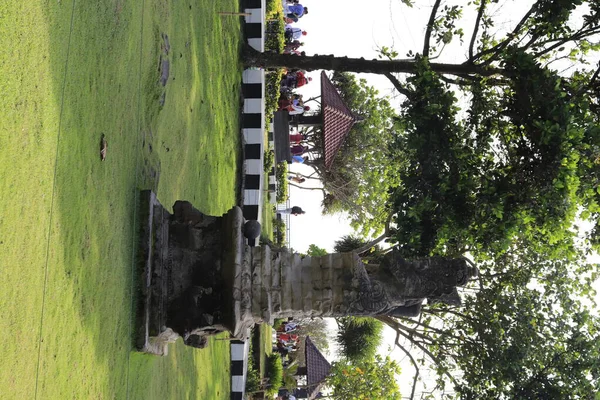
(136, 190, 251, 355)
(136, 191, 476, 355)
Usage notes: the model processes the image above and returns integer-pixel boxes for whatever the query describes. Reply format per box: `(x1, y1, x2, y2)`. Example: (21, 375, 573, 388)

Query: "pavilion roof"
(304, 336, 332, 399)
(320, 71, 358, 170)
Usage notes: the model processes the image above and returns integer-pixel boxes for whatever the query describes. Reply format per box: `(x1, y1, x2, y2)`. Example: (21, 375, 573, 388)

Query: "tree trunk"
(244, 46, 504, 77)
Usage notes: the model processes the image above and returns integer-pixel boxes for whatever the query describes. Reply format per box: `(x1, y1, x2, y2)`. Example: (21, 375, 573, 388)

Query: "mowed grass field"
(0, 0, 243, 398)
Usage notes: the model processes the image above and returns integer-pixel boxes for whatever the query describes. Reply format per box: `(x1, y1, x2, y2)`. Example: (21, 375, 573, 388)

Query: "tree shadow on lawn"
(34, 0, 241, 398)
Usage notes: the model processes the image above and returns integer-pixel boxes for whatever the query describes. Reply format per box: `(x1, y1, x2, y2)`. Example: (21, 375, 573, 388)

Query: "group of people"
(274, 319, 301, 357)
(278, 70, 312, 119)
(281, 70, 312, 89)
(283, 0, 307, 56)
(278, 92, 309, 115)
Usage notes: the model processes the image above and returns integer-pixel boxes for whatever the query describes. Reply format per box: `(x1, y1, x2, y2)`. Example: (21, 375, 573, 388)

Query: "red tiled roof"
(321, 71, 357, 170)
(305, 336, 332, 399)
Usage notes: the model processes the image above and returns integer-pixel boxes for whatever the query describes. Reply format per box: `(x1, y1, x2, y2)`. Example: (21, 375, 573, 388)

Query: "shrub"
(264, 148, 275, 173)
(245, 365, 261, 393)
(272, 318, 285, 330)
(273, 217, 286, 246)
(265, 354, 284, 397)
(265, 69, 284, 125)
(275, 162, 289, 203)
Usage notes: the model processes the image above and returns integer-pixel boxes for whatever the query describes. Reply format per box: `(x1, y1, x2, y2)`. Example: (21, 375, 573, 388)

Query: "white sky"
(280, 1, 599, 396)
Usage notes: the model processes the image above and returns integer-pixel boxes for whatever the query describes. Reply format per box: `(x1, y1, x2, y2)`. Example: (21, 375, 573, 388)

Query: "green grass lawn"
(0, 0, 242, 398)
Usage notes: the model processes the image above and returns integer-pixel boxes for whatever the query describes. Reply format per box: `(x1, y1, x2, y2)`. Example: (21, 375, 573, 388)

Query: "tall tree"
(379, 243, 600, 399)
(246, 1, 600, 251)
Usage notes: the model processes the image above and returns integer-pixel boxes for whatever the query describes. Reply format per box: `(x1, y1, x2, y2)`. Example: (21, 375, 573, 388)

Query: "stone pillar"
(137, 191, 476, 355)
(240, 246, 477, 323)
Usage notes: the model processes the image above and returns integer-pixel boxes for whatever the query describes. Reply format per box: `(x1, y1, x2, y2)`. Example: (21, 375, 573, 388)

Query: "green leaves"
(335, 317, 384, 362)
(327, 355, 401, 400)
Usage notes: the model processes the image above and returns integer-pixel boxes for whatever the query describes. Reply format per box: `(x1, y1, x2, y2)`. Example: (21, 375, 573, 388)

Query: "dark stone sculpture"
(136, 191, 477, 355)
(352, 252, 477, 316)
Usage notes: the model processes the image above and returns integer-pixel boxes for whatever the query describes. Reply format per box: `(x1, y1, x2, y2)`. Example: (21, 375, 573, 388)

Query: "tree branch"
(354, 213, 394, 254)
(471, 3, 537, 63)
(381, 316, 459, 387)
(423, 0, 443, 57)
(384, 72, 412, 98)
(468, 0, 487, 60)
(294, 172, 321, 181)
(394, 335, 420, 400)
(288, 182, 325, 191)
(532, 27, 600, 59)
(575, 62, 600, 98)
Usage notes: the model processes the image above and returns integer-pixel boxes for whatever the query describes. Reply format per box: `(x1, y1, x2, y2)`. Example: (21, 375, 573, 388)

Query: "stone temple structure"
(136, 191, 477, 355)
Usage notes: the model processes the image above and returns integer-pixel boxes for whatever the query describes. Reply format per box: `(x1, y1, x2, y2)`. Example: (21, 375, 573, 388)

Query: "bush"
(265, 20, 285, 54)
(275, 162, 289, 203)
(273, 318, 285, 330)
(265, 354, 284, 397)
(265, 0, 282, 19)
(245, 364, 261, 393)
(265, 69, 284, 125)
(273, 216, 286, 246)
(264, 148, 275, 173)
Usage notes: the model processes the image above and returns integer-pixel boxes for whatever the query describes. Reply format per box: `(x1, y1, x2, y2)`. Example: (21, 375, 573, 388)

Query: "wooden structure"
(272, 72, 358, 169)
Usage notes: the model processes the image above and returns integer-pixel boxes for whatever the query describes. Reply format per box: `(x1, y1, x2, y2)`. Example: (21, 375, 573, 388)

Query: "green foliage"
(334, 235, 368, 253)
(319, 72, 401, 236)
(273, 215, 287, 245)
(273, 318, 285, 330)
(409, 244, 600, 399)
(245, 343, 261, 394)
(265, 354, 283, 397)
(275, 162, 289, 203)
(306, 244, 328, 257)
(265, 0, 283, 20)
(391, 51, 600, 259)
(265, 19, 285, 54)
(265, 69, 284, 125)
(333, 234, 386, 262)
(263, 148, 275, 173)
(262, 9, 285, 128)
(327, 355, 401, 400)
(335, 317, 384, 362)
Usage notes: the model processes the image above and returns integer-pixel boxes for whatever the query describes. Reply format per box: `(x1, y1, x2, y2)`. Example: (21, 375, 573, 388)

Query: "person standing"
(284, 25, 307, 41)
(283, 3, 307, 21)
(278, 206, 305, 216)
